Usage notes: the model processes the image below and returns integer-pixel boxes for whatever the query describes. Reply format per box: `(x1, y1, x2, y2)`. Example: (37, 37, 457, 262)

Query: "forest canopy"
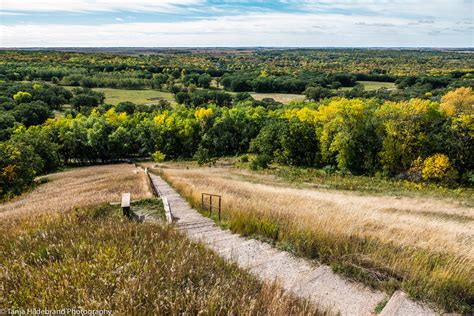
(1, 48, 473, 199)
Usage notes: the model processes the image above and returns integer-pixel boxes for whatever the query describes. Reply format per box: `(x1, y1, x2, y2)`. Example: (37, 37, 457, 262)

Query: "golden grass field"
(157, 165, 474, 312)
(0, 164, 152, 220)
(1, 164, 320, 314)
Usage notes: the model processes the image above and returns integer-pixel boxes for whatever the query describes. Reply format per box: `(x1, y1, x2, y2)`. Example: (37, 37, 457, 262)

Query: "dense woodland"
(1, 49, 473, 199)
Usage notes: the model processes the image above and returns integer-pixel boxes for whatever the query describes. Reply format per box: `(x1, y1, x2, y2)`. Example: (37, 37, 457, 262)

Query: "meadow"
(0, 164, 151, 220)
(156, 164, 474, 313)
(358, 81, 396, 91)
(249, 93, 306, 104)
(93, 88, 175, 105)
(336, 81, 397, 92)
(64, 86, 175, 105)
(264, 165, 474, 207)
(0, 164, 320, 314)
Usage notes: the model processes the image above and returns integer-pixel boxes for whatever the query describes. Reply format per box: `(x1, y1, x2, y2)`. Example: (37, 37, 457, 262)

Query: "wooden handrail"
(201, 193, 222, 221)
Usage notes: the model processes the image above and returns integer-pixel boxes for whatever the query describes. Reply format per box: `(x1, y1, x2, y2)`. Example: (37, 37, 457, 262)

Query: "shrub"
(462, 171, 474, 186)
(407, 157, 424, 182)
(250, 154, 271, 170)
(239, 154, 249, 163)
(151, 150, 166, 162)
(421, 154, 457, 183)
(194, 107, 214, 121)
(194, 145, 212, 166)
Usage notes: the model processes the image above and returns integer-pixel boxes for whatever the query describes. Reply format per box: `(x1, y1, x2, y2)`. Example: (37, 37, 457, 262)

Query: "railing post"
(201, 193, 222, 221)
(209, 195, 212, 216)
(218, 196, 221, 221)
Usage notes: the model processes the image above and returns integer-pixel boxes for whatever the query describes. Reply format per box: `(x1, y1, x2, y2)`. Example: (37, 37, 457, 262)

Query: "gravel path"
(149, 173, 436, 316)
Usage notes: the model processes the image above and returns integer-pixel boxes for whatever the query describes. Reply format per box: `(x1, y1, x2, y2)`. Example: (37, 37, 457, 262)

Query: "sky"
(0, 0, 473, 47)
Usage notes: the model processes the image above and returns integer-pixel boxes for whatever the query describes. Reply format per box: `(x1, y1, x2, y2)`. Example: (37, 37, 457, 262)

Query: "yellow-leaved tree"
(421, 153, 457, 183)
(440, 87, 474, 117)
(375, 98, 441, 175)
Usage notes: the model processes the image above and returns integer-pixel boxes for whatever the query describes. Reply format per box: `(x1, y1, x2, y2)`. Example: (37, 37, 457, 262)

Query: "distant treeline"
(1, 50, 473, 101)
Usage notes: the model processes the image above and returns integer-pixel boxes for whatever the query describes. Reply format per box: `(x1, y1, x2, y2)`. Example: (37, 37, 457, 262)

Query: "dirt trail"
(149, 173, 436, 316)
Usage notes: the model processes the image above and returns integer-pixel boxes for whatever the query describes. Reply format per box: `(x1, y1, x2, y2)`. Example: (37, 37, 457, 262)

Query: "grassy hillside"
(0, 164, 152, 220)
(0, 165, 319, 314)
(1, 203, 319, 314)
(156, 164, 474, 313)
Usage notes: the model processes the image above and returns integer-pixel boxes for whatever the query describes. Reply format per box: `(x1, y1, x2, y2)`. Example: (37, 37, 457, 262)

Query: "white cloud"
(1, 12, 471, 47)
(1, 0, 203, 13)
(292, 0, 472, 20)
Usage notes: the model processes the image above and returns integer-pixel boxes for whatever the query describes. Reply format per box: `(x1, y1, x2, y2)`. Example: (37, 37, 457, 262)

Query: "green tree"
(0, 140, 41, 199)
(13, 101, 52, 127)
(10, 125, 61, 173)
(304, 85, 333, 101)
(13, 91, 32, 103)
(315, 98, 380, 173)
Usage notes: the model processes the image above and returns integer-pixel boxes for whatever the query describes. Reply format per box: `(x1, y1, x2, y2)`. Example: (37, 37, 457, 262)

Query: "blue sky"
(1, 0, 473, 47)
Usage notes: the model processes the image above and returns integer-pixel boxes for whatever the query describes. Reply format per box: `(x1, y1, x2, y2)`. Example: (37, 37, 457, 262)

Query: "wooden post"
(209, 195, 212, 216)
(201, 193, 222, 220)
(162, 196, 173, 223)
(218, 196, 221, 221)
(121, 192, 131, 218)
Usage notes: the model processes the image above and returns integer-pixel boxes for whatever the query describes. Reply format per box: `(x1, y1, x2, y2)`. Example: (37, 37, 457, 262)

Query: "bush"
(116, 101, 136, 114)
(239, 154, 249, 163)
(151, 150, 166, 162)
(462, 171, 474, 186)
(321, 165, 337, 175)
(407, 157, 424, 182)
(421, 154, 458, 183)
(194, 145, 212, 166)
(250, 154, 271, 170)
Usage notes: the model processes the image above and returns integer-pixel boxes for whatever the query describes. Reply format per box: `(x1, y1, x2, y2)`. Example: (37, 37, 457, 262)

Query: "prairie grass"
(218, 161, 473, 207)
(0, 164, 152, 220)
(157, 166, 474, 313)
(0, 203, 320, 315)
(270, 166, 474, 207)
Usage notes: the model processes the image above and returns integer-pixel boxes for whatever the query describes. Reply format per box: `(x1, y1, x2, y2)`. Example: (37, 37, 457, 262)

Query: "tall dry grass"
(0, 164, 152, 221)
(0, 204, 321, 315)
(158, 166, 474, 313)
(0, 165, 321, 314)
